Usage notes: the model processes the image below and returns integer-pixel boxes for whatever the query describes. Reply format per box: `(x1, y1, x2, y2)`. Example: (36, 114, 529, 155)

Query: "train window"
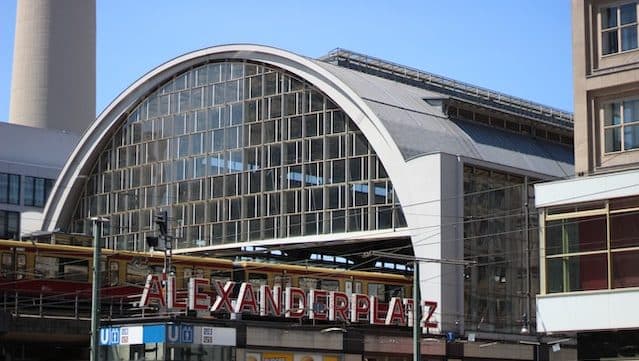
(184, 268, 193, 283)
(248, 272, 268, 287)
(126, 260, 151, 285)
(299, 277, 318, 291)
(109, 261, 119, 286)
(195, 268, 206, 279)
(368, 283, 385, 300)
(210, 270, 231, 286)
(63, 260, 89, 282)
(274, 274, 292, 288)
(386, 284, 404, 299)
(368, 283, 404, 302)
(1, 253, 11, 278)
(319, 279, 339, 291)
(184, 268, 208, 283)
(345, 280, 362, 295)
(35, 256, 58, 278)
(16, 254, 25, 280)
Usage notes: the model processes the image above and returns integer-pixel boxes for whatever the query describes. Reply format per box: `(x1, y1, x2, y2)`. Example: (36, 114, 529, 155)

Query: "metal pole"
(413, 261, 420, 361)
(90, 219, 102, 361)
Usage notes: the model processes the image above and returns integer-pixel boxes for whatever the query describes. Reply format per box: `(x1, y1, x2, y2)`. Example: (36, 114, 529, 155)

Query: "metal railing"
(319, 48, 574, 129)
(0, 290, 143, 320)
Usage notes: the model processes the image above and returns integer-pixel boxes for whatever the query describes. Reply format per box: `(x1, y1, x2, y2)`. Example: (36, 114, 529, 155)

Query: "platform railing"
(0, 290, 144, 320)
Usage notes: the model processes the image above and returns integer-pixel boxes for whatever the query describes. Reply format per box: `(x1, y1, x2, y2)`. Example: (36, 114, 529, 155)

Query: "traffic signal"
(145, 236, 159, 248)
(155, 211, 168, 236)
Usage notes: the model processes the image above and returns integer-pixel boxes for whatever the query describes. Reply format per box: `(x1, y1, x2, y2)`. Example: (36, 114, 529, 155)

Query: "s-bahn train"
(0, 238, 412, 312)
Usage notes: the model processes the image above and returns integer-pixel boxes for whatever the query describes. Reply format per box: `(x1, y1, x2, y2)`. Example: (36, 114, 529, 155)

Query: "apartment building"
(535, 1, 639, 359)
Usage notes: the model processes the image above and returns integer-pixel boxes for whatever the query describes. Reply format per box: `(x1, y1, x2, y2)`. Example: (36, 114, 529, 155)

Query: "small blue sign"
(166, 324, 194, 344)
(99, 328, 110, 346)
(143, 325, 165, 343)
(181, 325, 193, 344)
(99, 327, 120, 346)
(166, 324, 180, 343)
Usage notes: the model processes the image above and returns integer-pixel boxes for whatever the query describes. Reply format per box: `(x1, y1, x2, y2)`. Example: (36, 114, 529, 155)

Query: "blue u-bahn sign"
(99, 324, 235, 346)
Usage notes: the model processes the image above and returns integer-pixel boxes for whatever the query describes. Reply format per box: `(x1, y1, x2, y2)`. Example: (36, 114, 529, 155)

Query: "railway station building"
(26, 44, 577, 360)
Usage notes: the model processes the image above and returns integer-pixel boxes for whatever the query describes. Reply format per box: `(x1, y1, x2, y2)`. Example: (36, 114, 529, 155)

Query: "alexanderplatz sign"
(139, 274, 438, 331)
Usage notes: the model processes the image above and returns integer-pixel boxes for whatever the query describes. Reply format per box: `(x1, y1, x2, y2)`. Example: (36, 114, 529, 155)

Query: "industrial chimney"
(9, 0, 95, 135)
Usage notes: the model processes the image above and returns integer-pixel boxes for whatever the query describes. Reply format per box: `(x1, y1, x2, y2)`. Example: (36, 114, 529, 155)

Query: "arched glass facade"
(71, 61, 406, 250)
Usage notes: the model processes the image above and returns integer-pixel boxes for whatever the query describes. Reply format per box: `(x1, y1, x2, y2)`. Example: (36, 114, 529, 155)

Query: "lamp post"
(90, 217, 109, 361)
(363, 251, 475, 361)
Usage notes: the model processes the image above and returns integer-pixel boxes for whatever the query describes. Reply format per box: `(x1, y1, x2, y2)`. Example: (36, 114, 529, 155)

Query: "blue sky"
(0, 1, 572, 122)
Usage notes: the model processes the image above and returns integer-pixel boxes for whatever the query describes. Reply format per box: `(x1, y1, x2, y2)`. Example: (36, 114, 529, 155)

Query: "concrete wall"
(9, 0, 95, 135)
(573, 0, 639, 175)
(538, 288, 639, 332)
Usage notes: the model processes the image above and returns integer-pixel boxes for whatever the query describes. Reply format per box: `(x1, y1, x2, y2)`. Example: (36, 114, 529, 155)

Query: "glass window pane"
(7, 211, 19, 239)
(621, 25, 638, 50)
(34, 178, 45, 207)
(606, 102, 622, 125)
(612, 250, 639, 288)
(624, 124, 639, 150)
(0, 174, 7, 203)
(566, 253, 608, 291)
(605, 127, 622, 152)
(24, 177, 34, 206)
(545, 216, 606, 254)
(621, 3, 636, 25)
(603, 6, 618, 29)
(623, 100, 639, 123)
(602, 30, 619, 55)
(545, 221, 563, 256)
(8, 175, 19, 205)
(611, 211, 639, 248)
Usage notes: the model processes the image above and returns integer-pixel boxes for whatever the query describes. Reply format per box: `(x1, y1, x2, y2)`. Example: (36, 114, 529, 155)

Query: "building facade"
(32, 44, 577, 360)
(535, 1, 639, 360)
(0, 122, 79, 240)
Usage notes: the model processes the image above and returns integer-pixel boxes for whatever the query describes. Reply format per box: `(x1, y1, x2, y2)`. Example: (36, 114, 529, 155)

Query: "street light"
(363, 251, 475, 361)
(90, 216, 109, 361)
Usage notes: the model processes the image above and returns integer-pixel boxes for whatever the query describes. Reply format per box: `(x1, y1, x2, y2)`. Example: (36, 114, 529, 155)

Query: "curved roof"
(41, 44, 573, 231)
(314, 61, 573, 176)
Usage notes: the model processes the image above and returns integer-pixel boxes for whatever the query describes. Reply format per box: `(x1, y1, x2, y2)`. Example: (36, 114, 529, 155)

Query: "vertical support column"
(91, 219, 102, 361)
(413, 261, 420, 361)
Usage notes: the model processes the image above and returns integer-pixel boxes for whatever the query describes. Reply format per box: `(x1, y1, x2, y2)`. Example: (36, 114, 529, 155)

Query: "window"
(70, 61, 407, 250)
(23, 176, 54, 207)
(0, 173, 20, 205)
(601, 3, 638, 55)
(544, 196, 639, 293)
(603, 99, 639, 152)
(0, 211, 19, 239)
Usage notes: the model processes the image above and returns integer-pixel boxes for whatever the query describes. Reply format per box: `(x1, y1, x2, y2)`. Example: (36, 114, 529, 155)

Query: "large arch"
(42, 44, 410, 233)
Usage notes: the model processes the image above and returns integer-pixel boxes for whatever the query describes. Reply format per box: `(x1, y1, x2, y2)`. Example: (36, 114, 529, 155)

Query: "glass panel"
(620, 3, 636, 25)
(624, 124, 639, 150)
(602, 30, 619, 55)
(612, 250, 639, 288)
(621, 25, 638, 50)
(545, 216, 607, 255)
(546, 258, 564, 293)
(624, 100, 639, 123)
(611, 211, 639, 248)
(606, 102, 622, 125)
(5, 211, 19, 239)
(566, 253, 608, 291)
(610, 196, 639, 210)
(0, 174, 7, 203)
(605, 127, 622, 152)
(603, 6, 618, 29)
